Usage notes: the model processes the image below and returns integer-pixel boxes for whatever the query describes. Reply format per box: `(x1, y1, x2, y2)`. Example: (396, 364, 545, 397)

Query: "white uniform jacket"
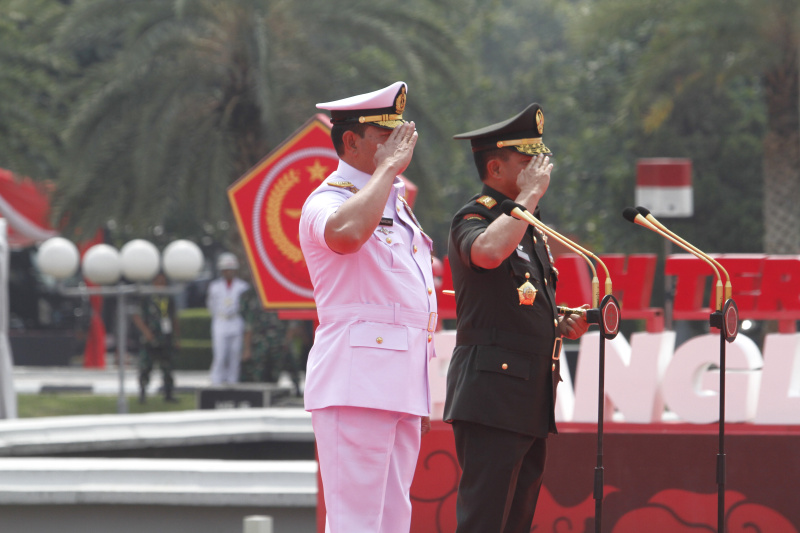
(206, 277, 249, 336)
(299, 160, 437, 416)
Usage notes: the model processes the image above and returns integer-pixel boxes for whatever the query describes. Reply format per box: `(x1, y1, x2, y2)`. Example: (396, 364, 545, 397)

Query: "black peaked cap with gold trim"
(317, 81, 408, 130)
(454, 103, 552, 156)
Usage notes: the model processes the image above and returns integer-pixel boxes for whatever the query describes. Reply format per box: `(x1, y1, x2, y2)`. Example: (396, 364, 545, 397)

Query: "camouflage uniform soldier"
(239, 288, 298, 392)
(132, 273, 178, 403)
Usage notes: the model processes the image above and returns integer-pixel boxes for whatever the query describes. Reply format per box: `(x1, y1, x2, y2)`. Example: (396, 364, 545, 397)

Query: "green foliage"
(175, 307, 211, 370)
(46, 0, 469, 244)
(0, 0, 794, 259)
(17, 392, 196, 418)
(178, 307, 211, 336)
(568, 0, 795, 253)
(0, 0, 72, 180)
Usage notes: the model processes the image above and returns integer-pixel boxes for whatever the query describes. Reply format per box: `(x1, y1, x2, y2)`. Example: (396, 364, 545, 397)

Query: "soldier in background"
(132, 272, 179, 403)
(238, 287, 301, 395)
(206, 252, 249, 385)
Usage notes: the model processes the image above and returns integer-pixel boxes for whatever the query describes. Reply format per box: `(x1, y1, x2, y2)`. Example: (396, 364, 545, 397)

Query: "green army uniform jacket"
(444, 184, 562, 438)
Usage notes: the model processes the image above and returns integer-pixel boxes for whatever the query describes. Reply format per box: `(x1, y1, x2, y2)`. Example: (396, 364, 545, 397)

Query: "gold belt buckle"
(427, 312, 438, 332)
(551, 336, 563, 361)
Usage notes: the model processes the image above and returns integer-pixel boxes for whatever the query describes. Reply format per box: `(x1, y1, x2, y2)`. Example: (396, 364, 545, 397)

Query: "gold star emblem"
(306, 159, 328, 182)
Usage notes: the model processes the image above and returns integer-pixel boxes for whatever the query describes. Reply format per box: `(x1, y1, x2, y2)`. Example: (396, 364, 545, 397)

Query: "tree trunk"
(762, 36, 800, 254)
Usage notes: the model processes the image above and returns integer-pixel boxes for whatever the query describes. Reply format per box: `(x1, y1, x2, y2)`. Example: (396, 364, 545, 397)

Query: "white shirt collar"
(335, 160, 372, 188)
(335, 159, 406, 197)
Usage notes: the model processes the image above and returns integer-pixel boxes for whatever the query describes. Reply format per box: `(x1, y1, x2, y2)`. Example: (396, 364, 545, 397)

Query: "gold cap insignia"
(536, 109, 544, 135)
(395, 86, 406, 114)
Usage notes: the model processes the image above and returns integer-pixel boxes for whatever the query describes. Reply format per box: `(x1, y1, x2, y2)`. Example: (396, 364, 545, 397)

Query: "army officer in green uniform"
(444, 103, 589, 532)
(132, 272, 179, 403)
(239, 287, 302, 395)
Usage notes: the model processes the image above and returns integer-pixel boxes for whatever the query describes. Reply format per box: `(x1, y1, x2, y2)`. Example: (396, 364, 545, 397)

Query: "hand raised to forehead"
(374, 121, 418, 176)
(517, 154, 552, 200)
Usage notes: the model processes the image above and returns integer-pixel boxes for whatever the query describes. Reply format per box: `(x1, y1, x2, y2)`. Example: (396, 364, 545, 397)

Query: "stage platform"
(319, 421, 800, 532)
(4, 380, 799, 531)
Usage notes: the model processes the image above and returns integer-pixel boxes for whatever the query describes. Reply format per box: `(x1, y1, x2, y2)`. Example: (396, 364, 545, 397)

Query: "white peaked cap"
(316, 81, 408, 129)
(317, 81, 407, 110)
(217, 252, 239, 271)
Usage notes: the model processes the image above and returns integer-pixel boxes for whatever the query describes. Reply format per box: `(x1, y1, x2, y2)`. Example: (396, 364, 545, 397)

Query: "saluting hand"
(516, 154, 552, 207)
(374, 121, 418, 176)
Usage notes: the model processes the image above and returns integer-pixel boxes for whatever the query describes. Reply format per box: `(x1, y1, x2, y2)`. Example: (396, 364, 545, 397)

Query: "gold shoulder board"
(476, 195, 497, 209)
(327, 180, 360, 194)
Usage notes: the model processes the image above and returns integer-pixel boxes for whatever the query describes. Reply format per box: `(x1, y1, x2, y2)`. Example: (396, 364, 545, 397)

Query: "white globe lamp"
(120, 239, 160, 282)
(37, 237, 80, 280)
(82, 244, 122, 285)
(162, 239, 204, 281)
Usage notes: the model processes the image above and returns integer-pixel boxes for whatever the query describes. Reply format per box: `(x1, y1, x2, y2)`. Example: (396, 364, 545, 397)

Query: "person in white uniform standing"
(299, 81, 437, 533)
(206, 252, 249, 385)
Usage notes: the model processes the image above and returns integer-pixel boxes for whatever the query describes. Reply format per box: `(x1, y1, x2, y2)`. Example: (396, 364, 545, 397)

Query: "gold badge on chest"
(517, 272, 537, 306)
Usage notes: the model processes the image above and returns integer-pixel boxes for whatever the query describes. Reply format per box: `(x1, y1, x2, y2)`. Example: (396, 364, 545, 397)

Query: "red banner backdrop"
(229, 114, 417, 311)
(318, 422, 800, 532)
(0, 168, 57, 248)
(228, 115, 336, 309)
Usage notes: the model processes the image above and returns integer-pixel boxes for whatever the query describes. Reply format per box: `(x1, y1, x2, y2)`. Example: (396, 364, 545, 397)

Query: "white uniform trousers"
(210, 325, 243, 385)
(312, 406, 422, 533)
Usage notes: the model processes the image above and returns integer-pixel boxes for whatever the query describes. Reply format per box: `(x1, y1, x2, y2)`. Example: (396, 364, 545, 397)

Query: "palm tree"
(573, 0, 799, 254)
(0, 0, 69, 181)
(50, 0, 468, 240)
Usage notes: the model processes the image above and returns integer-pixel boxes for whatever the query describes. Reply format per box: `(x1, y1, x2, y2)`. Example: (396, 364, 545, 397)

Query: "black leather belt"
(456, 328, 554, 357)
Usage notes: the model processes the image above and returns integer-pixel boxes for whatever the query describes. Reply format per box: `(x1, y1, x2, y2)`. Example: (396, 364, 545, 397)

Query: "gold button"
(413, 245, 418, 253)
(553, 319, 558, 327)
(397, 206, 401, 212)
(501, 363, 508, 370)
(428, 288, 433, 294)
(534, 237, 537, 243)
(376, 337, 383, 344)
(427, 334, 432, 342)
(552, 363, 556, 371)
(545, 279, 548, 285)
(386, 237, 392, 243)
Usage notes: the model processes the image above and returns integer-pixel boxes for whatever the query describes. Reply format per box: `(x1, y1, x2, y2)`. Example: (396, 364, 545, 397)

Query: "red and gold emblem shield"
(228, 114, 337, 308)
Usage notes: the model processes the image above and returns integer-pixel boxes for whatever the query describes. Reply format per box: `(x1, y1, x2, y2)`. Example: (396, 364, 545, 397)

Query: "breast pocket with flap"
(349, 322, 409, 351)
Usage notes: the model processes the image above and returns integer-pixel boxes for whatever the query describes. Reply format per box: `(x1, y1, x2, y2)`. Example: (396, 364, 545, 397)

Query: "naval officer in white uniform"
(299, 81, 437, 533)
(206, 252, 249, 385)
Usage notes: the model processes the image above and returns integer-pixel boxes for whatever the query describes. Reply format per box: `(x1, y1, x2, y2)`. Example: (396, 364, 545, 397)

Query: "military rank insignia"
(398, 196, 424, 230)
(476, 195, 497, 209)
(327, 180, 360, 194)
(517, 272, 537, 306)
(546, 244, 555, 265)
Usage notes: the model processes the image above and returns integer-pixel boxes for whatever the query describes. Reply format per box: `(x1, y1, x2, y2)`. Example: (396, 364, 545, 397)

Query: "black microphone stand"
(708, 298, 739, 532)
(585, 294, 621, 533)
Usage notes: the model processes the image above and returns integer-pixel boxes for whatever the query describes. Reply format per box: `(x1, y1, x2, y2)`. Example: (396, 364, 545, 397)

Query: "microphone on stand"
(502, 199, 619, 533)
(500, 199, 611, 308)
(635, 206, 732, 301)
(622, 207, 723, 311)
(623, 207, 739, 533)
